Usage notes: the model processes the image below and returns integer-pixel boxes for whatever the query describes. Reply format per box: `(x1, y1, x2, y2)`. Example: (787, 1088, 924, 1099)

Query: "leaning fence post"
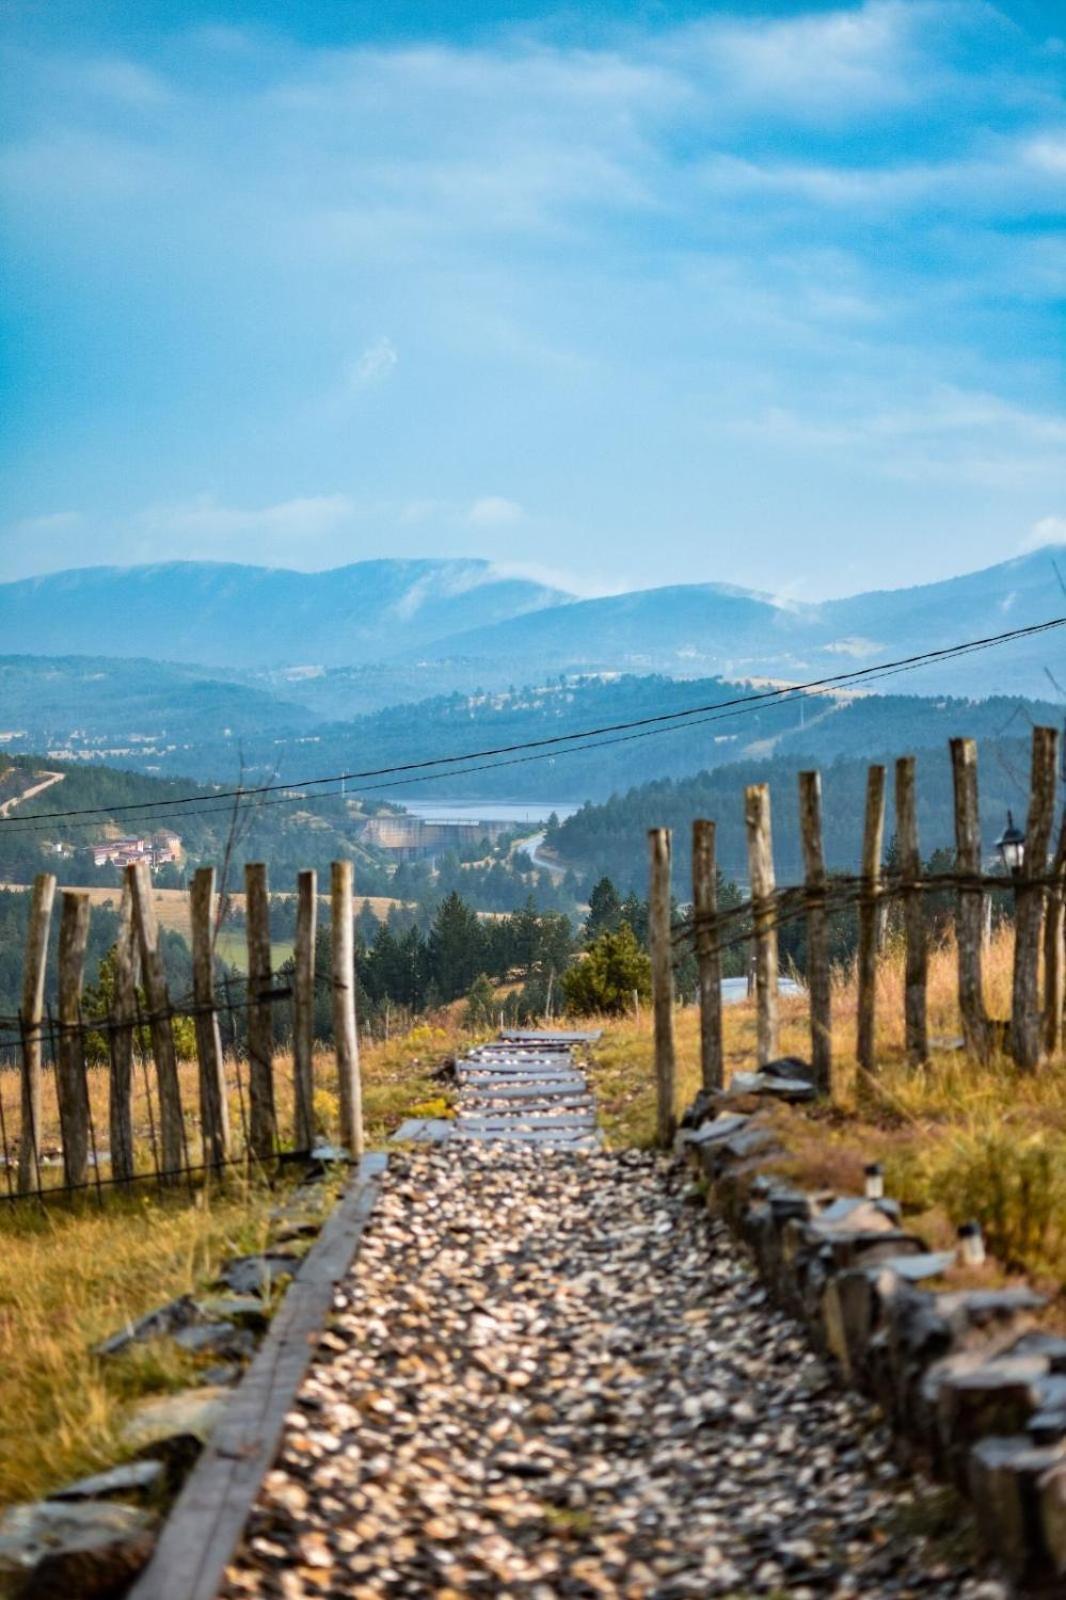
(856, 766, 886, 1076)
(128, 861, 184, 1179)
(108, 877, 137, 1186)
(244, 862, 276, 1161)
(1012, 725, 1059, 1069)
(692, 819, 723, 1093)
(648, 827, 677, 1144)
(293, 868, 317, 1152)
(950, 737, 990, 1060)
(895, 755, 928, 1065)
(56, 890, 92, 1190)
(17, 872, 56, 1194)
(190, 867, 230, 1169)
(745, 784, 778, 1066)
(1043, 810, 1066, 1057)
(798, 771, 831, 1094)
(331, 861, 364, 1157)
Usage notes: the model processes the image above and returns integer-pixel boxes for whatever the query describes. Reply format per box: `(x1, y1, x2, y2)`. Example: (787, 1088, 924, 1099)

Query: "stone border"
(680, 1102, 1066, 1594)
(128, 1152, 387, 1600)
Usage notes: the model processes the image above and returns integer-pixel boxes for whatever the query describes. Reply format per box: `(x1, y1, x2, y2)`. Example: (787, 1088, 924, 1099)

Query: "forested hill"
(550, 733, 1049, 892)
(6, 654, 1055, 804)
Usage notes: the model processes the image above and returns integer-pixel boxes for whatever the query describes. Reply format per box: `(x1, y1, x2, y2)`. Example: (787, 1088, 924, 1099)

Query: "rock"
(46, 1460, 164, 1504)
(216, 1254, 299, 1297)
(727, 1070, 816, 1103)
(680, 1114, 750, 1148)
(1040, 1459, 1066, 1578)
(120, 1386, 228, 1484)
(968, 1434, 1066, 1582)
(938, 1358, 1048, 1485)
(194, 1293, 271, 1330)
(171, 1321, 257, 1361)
(92, 1295, 202, 1359)
(0, 1499, 155, 1598)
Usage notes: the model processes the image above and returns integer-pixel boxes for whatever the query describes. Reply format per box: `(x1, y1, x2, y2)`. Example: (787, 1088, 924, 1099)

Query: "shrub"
(563, 924, 651, 1017)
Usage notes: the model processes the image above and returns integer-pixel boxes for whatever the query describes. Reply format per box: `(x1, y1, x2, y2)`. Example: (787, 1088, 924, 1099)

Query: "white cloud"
(1021, 515, 1066, 552)
(467, 496, 524, 527)
(349, 337, 397, 390)
(115, 495, 361, 566)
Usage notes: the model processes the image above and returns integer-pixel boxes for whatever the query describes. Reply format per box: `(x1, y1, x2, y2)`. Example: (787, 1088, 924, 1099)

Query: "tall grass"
(0, 1016, 465, 1506)
(586, 921, 1066, 1296)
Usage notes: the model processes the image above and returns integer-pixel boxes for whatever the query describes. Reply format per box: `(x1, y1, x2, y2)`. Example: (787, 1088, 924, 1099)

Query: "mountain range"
(1, 547, 1064, 702)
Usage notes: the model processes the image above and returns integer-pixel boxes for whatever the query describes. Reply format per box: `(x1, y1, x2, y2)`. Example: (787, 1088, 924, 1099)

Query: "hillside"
(0, 559, 570, 670)
(1, 663, 1059, 805)
(409, 546, 1066, 700)
(2, 549, 1063, 701)
(551, 733, 1050, 891)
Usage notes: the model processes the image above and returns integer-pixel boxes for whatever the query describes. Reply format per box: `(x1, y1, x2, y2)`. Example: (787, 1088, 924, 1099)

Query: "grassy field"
(587, 923, 1066, 1301)
(0, 1017, 465, 1506)
(0, 882, 411, 945)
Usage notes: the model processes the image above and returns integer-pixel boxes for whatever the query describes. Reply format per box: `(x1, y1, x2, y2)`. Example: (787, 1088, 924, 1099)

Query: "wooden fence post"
(950, 737, 990, 1060)
(1012, 725, 1059, 1069)
(129, 861, 184, 1179)
(56, 890, 92, 1189)
(17, 872, 56, 1194)
(109, 877, 137, 1186)
(244, 863, 276, 1161)
(293, 868, 317, 1152)
(1043, 810, 1066, 1057)
(856, 766, 886, 1076)
(190, 867, 230, 1169)
(692, 819, 723, 1093)
(744, 784, 778, 1066)
(895, 755, 928, 1065)
(648, 828, 677, 1144)
(798, 771, 831, 1094)
(331, 861, 363, 1157)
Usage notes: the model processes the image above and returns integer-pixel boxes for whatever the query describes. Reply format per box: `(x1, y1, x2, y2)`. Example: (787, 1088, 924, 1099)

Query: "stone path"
(394, 1031, 601, 1151)
(220, 1144, 995, 1600)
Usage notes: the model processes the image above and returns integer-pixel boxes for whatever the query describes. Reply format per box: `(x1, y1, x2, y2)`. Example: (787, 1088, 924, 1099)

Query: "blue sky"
(1, 0, 1063, 599)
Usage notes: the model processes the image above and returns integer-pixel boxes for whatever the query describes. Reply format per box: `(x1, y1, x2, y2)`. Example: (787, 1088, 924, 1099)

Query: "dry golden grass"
(0, 883, 411, 942)
(0, 1018, 462, 1185)
(586, 922, 1066, 1301)
(0, 1017, 466, 1506)
(0, 1179, 277, 1505)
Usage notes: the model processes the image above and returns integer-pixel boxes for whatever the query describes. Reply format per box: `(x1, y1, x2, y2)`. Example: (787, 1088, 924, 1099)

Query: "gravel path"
(221, 1146, 998, 1600)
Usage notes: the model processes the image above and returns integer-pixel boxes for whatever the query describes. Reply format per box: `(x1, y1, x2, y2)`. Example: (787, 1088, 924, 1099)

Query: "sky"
(0, 0, 1064, 600)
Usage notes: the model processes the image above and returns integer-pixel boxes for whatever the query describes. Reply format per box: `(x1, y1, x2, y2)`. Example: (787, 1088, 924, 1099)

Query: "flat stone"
(727, 1071, 817, 1102)
(392, 1117, 455, 1143)
(216, 1254, 299, 1296)
(194, 1294, 271, 1330)
(92, 1295, 202, 1358)
(121, 1387, 229, 1479)
(46, 1460, 165, 1504)
(171, 1322, 257, 1360)
(875, 1250, 957, 1283)
(680, 1114, 750, 1147)
(0, 1499, 156, 1597)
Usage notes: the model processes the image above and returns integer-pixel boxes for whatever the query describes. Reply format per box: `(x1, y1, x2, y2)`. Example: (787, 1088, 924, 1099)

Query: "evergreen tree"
(427, 891, 485, 1001)
(584, 876, 622, 941)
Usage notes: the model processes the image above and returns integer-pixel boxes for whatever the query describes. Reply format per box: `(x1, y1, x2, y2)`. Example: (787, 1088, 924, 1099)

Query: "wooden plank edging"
(129, 1152, 388, 1600)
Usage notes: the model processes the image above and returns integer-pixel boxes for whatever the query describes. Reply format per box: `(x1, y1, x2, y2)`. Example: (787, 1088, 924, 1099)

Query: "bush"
(563, 924, 651, 1017)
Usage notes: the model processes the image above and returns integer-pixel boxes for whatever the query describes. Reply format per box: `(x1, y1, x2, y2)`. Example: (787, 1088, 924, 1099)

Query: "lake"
(398, 799, 581, 826)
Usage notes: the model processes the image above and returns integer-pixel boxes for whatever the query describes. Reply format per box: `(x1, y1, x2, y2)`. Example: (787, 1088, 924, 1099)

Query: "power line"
(0, 634, 1036, 840)
(1, 614, 1062, 837)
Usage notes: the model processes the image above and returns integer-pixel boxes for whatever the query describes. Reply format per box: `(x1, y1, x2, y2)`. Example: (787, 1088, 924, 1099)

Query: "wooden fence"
(0, 859, 364, 1202)
(648, 725, 1066, 1144)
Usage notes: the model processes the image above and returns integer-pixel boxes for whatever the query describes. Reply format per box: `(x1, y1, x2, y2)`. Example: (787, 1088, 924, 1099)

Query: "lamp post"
(995, 810, 1025, 879)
